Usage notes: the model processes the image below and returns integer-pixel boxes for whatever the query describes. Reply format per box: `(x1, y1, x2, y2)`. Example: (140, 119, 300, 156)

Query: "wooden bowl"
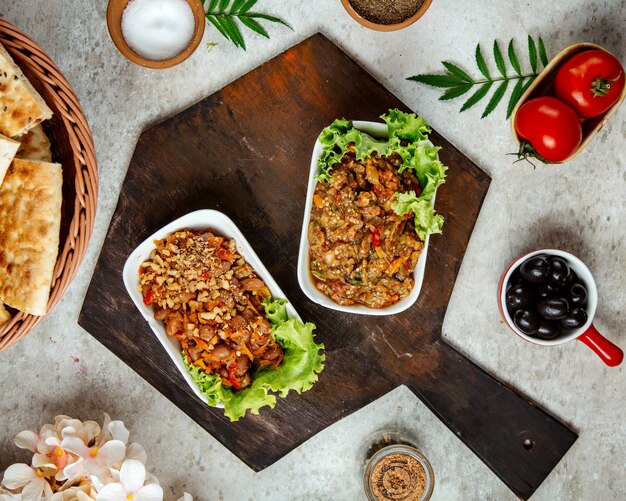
(106, 0, 206, 69)
(0, 18, 98, 351)
(340, 0, 433, 32)
(510, 43, 626, 164)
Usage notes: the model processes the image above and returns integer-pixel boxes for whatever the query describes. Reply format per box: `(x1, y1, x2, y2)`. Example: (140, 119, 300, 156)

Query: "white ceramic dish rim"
(297, 120, 437, 316)
(122, 209, 302, 405)
(499, 249, 597, 346)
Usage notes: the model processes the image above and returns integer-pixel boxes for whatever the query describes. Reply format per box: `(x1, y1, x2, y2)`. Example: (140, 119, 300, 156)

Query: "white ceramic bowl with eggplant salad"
(297, 120, 437, 316)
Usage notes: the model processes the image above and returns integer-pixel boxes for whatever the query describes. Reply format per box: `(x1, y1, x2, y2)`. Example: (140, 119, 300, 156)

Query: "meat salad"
(139, 230, 284, 390)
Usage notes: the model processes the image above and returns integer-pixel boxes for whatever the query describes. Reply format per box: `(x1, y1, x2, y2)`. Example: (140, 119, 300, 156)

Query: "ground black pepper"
(349, 0, 425, 25)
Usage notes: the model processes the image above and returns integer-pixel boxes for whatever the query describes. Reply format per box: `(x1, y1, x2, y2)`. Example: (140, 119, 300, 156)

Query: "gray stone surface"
(0, 0, 625, 499)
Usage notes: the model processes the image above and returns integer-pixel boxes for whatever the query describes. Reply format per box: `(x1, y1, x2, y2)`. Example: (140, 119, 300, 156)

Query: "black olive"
(509, 268, 523, 286)
(546, 256, 570, 288)
(506, 304, 515, 318)
(560, 308, 588, 330)
(569, 283, 588, 307)
(565, 268, 579, 285)
(536, 297, 569, 320)
(519, 256, 549, 284)
(536, 283, 558, 299)
(536, 320, 561, 340)
(506, 283, 536, 311)
(513, 309, 540, 335)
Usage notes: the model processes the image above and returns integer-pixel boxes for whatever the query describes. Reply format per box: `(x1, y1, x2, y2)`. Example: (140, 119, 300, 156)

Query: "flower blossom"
(95, 460, 162, 501)
(60, 437, 125, 482)
(1, 464, 54, 501)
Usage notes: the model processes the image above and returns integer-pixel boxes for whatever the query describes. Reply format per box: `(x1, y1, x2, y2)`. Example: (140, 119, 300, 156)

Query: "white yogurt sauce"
(121, 0, 195, 61)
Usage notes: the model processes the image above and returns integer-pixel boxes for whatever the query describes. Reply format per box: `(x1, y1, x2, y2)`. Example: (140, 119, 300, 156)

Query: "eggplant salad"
(308, 109, 448, 308)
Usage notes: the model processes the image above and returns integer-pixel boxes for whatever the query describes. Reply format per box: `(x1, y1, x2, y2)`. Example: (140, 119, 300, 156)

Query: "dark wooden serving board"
(79, 34, 576, 499)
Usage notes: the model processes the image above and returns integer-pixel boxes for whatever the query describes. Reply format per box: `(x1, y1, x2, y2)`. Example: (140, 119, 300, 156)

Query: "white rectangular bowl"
(123, 209, 302, 405)
(297, 120, 435, 316)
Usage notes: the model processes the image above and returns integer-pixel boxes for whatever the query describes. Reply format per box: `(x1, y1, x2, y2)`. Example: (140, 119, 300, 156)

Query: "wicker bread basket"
(0, 18, 98, 351)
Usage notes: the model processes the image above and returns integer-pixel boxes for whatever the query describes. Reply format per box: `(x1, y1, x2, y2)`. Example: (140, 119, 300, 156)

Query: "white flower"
(1, 464, 53, 501)
(14, 428, 74, 482)
(53, 417, 101, 446)
(95, 461, 162, 501)
(14, 431, 41, 453)
(61, 438, 125, 482)
(105, 421, 128, 445)
(0, 486, 22, 501)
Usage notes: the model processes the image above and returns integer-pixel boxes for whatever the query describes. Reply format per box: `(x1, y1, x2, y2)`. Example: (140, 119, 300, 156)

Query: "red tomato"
(554, 49, 625, 119)
(515, 97, 582, 163)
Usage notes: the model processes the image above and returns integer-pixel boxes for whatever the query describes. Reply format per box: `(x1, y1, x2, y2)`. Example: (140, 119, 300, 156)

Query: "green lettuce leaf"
(400, 144, 448, 200)
(315, 108, 447, 241)
(184, 297, 325, 421)
(381, 108, 431, 142)
(393, 191, 444, 241)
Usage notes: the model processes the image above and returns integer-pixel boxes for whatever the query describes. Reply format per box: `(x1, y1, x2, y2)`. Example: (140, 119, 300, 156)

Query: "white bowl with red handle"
(498, 249, 623, 367)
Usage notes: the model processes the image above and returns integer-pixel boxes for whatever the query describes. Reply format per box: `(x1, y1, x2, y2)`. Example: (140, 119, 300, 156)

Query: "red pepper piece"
(143, 289, 154, 306)
(217, 248, 232, 261)
(371, 227, 381, 247)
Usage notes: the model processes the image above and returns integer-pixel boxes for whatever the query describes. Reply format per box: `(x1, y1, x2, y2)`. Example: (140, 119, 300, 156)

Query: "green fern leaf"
(493, 41, 507, 78)
(441, 62, 473, 82)
(439, 84, 473, 101)
(407, 74, 466, 88)
(460, 82, 493, 112)
(239, 16, 269, 38)
(482, 80, 509, 118)
(241, 0, 257, 13)
(528, 36, 538, 73)
(230, 0, 245, 12)
(538, 37, 549, 67)
(508, 40, 522, 76)
(520, 76, 536, 96)
(475, 44, 491, 80)
(203, 0, 289, 50)
(246, 13, 292, 28)
(506, 78, 525, 119)
(206, 14, 230, 41)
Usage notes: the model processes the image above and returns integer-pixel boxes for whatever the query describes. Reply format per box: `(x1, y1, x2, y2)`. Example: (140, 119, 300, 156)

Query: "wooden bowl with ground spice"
(363, 444, 435, 501)
(341, 0, 433, 31)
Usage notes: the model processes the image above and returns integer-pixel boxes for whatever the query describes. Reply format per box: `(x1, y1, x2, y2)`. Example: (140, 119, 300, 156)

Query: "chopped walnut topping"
(138, 229, 284, 390)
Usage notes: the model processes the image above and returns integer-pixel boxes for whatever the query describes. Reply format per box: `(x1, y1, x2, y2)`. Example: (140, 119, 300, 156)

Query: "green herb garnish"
(203, 0, 291, 50)
(408, 36, 550, 118)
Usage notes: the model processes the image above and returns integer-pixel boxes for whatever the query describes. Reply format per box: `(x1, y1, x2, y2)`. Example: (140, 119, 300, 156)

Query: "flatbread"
(0, 43, 53, 137)
(16, 125, 52, 162)
(0, 158, 62, 315)
(0, 303, 11, 326)
(0, 133, 19, 184)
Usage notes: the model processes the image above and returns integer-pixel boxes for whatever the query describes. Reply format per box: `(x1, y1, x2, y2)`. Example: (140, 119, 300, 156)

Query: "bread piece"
(0, 133, 19, 184)
(0, 43, 53, 137)
(16, 124, 52, 162)
(0, 158, 62, 315)
(0, 303, 11, 326)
